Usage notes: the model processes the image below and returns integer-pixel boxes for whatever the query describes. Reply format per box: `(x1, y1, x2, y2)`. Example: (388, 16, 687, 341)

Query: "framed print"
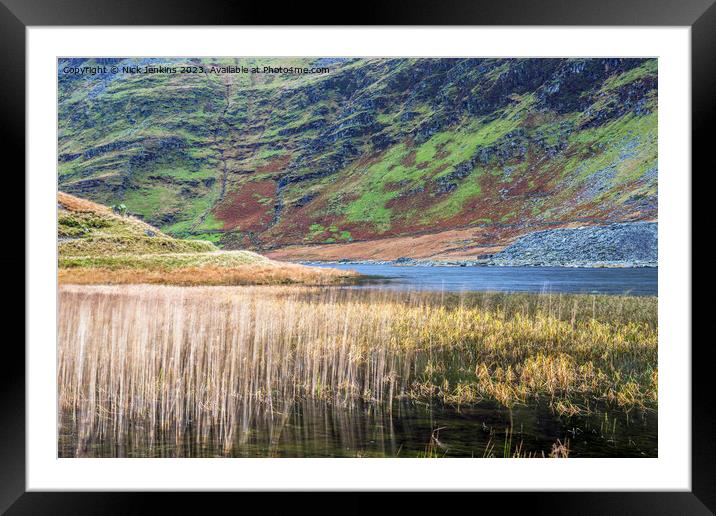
(3, 0, 713, 513)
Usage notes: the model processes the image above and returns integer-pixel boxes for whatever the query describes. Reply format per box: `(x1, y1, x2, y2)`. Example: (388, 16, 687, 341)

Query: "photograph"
(56, 56, 658, 459)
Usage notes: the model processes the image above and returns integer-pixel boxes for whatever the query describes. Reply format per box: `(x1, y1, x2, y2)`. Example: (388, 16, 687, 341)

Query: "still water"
(59, 399, 656, 458)
(308, 264, 658, 296)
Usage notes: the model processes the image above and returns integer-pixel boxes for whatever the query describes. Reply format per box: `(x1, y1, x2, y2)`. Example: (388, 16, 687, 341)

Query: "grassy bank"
(58, 192, 358, 286)
(59, 261, 358, 286)
(59, 285, 657, 450)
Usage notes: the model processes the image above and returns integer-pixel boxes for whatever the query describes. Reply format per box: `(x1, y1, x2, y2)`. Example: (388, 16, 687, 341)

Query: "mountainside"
(58, 57, 657, 260)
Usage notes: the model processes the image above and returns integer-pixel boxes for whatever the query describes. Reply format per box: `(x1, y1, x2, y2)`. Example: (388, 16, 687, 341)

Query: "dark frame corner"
(3, 0, 713, 513)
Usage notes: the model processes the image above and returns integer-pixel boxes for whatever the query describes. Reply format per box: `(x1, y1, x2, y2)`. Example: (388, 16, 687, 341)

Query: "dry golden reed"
(58, 285, 657, 450)
(58, 263, 358, 286)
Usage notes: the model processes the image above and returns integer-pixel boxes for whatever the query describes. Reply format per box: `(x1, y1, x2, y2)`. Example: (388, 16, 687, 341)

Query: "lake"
(306, 264, 658, 296)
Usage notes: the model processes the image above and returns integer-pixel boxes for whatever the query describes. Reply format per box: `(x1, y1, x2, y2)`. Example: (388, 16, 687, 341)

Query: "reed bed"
(58, 285, 657, 453)
(58, 262, 359, 286)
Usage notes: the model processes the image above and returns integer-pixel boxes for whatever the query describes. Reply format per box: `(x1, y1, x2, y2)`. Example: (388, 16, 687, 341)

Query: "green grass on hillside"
(59, 236, 216, 258)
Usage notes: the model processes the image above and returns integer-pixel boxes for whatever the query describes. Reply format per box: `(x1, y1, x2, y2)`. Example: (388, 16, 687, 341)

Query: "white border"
(27, 27, 691, 491)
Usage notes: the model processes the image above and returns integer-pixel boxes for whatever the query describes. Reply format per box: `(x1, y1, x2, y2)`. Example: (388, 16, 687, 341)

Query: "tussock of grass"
(482, 428, 570, 458)
(59, 286, 657, 450)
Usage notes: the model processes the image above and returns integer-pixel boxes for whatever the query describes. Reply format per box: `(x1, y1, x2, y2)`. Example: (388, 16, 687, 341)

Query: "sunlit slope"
(57, 192, 357, 285)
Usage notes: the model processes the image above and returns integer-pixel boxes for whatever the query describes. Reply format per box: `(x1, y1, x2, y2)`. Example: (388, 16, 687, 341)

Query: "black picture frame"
(2, 1, 712, 513)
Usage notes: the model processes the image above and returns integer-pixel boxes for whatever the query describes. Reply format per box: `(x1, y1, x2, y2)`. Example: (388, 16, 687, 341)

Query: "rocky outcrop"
(489, 222, 657, 267)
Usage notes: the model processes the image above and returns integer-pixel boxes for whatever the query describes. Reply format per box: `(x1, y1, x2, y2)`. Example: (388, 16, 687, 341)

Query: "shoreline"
(297, 258, 658, 268)
(274, 222, 658, 269)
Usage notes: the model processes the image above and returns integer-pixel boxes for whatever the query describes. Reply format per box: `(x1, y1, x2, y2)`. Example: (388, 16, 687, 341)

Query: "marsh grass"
(58, 285, 656, 454)
(482, 426, 570, 458)
(58, 262, 359, 286)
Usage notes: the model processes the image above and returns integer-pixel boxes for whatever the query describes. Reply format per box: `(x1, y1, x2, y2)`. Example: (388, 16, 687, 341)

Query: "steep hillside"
(58, 58, 657, 260)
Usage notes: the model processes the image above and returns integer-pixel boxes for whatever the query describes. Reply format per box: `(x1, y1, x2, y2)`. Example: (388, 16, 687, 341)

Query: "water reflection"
(59, 399, 657, 458)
